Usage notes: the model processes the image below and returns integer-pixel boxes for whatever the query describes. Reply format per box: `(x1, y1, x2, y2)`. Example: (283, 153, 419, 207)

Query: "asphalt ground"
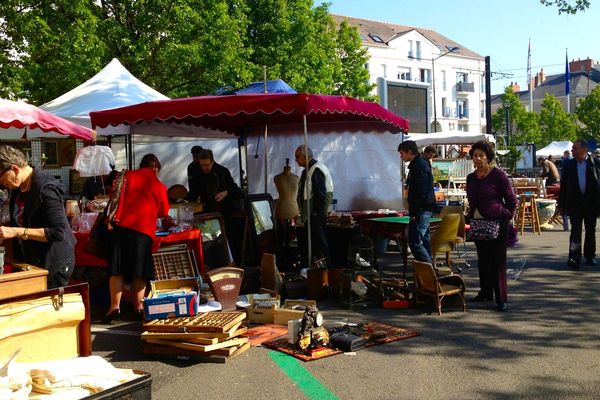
(91, 224, 600, 400)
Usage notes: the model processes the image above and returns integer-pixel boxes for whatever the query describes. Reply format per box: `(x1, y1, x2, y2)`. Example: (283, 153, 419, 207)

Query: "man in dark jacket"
(558, 139, 600, 269)
(398, 140, 436, 263)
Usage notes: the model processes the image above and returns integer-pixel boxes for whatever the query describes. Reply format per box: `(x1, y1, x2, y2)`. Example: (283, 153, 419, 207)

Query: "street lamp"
(432, 46, 459, 133)
(502, 98, 511, 148)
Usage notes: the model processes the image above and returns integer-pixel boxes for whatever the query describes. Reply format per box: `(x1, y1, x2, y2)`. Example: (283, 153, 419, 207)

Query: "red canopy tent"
(89, 93, 409, 136)
(90, 93, 409, 264)
(0, 99, 95, 141)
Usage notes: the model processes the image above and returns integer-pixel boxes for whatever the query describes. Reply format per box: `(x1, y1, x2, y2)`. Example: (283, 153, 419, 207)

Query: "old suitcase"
(0, 283, 152, 399)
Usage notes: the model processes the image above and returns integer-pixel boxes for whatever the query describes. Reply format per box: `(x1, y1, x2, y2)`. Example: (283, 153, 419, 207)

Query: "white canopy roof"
(404, 132, 495, 146)
(41, 58, 168, 136)
(536, 141, 573, 158)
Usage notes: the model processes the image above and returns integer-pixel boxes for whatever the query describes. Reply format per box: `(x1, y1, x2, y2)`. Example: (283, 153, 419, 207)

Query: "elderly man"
(295, 145, 333, 268)
(559, 140, 600, 269)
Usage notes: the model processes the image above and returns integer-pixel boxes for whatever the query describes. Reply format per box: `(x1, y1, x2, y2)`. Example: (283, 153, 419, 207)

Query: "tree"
(332, 20, 376, 100)
(538, 93, 577, 146)
(1, 0, 374, 103)
(491, 87, 540, 148)
(540, 0, 591, 14)
(575, 85, 600, 141)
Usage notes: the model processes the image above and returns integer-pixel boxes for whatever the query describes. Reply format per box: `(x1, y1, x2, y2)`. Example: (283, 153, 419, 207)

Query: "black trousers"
(474, 220, 509, 305)
(568, 211, 597, 264)
(297, 212, 331, 269)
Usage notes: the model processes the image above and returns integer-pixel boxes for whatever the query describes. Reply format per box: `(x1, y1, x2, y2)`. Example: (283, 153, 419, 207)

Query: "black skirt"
(107, 226, 154, 284)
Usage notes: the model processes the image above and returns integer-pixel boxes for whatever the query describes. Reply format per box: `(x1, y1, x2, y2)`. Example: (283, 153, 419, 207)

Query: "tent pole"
(127, 125, 134, 170)
(303, 114, 311, 268)
(264, 124, 268, 193)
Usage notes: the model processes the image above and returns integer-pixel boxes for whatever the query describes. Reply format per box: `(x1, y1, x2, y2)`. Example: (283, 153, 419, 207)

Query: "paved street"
(92, 226, 600, 400)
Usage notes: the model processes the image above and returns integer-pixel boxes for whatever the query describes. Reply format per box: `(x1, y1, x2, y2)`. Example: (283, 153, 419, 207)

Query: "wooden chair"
(413, 261, 466, 315)
(429, 213, 460, 274)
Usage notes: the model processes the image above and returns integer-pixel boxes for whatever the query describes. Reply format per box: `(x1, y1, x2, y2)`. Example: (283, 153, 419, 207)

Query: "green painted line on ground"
(268, 351, 338, 400)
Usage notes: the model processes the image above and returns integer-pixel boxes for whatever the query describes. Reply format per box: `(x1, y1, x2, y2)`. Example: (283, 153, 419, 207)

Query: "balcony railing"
(441, 107, 471, 119)
(456, 81, 475, 93)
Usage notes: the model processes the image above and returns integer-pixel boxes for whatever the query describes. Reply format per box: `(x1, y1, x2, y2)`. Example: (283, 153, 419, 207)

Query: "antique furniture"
(413, 261, 466, 315)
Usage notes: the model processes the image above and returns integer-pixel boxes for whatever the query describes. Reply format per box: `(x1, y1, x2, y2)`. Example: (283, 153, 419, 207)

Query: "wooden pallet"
(143, 311, 246, 333)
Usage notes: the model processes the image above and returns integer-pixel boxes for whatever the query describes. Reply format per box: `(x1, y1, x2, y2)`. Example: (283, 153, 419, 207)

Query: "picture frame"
(41, 139, 60, 168)
(59, 138, 77, 167)
(69, 169, 87, 195)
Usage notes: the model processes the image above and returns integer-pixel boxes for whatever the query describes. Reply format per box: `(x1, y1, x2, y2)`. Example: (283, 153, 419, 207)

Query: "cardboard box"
(144, 278, 199, 320)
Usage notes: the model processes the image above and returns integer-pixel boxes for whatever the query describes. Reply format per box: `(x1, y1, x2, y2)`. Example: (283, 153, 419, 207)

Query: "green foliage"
(0, 0, 374, 103)
(491, 87, 540, 148)
(538, 93, 577, 146)
(575, 85, 600, 141)
(540, 0, 591, 14)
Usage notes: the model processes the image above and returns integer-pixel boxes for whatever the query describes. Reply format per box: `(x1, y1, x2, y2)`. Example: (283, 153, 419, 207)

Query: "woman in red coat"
(101, 154, 170, 323)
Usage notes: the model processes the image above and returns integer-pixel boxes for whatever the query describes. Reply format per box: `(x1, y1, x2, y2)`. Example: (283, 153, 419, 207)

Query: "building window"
(397, 67, 411, 81)
(369, 33, 384, 43)
(456, 99, 468, 118)
(480, 100, 486, 118)
(456, 72, 468, 83)
(408, 40, 414, 58)
(416, 41, 422, 59)
(420, 69, 431, 83)
(442, 70, 447, 91)
(381, 64, 387, 78)
(449, 123, 455, 131)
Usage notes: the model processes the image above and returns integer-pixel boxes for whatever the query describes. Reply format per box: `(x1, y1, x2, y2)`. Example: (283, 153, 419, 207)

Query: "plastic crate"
(153, 244, 197, 280)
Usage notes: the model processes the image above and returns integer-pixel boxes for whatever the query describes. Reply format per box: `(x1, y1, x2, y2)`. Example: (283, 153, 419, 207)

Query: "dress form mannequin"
(274, 161, 299, 219)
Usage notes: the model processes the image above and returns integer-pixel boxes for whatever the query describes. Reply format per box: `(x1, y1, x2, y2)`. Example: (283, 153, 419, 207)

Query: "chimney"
(570, 58, 593, 74)
(538, 68, 545, 84)
(510, 82, 520, 93)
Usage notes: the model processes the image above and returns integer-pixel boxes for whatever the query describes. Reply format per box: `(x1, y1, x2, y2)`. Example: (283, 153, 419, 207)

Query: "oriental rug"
(263, 321, 421, 362)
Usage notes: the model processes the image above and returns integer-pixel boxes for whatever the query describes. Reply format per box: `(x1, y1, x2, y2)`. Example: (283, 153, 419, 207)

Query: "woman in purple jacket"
(466, 141, 517, 311)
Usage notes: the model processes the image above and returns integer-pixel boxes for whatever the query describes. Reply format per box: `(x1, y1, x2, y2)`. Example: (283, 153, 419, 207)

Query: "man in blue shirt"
(558, 140, 600, 269)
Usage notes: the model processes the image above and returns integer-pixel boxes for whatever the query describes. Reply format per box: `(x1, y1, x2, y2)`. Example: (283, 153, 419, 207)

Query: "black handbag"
(469, 219, 500, 241)
(84, 207, 110, 259)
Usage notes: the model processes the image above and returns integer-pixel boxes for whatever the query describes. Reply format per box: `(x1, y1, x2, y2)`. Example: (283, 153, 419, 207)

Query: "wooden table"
(364, 216, 441, 279)
(0, 265, 48, 300)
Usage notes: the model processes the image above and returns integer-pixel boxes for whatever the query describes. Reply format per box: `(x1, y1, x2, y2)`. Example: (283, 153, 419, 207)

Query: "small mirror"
(194, 212, 232, 270)
(245, 194, 277, 264)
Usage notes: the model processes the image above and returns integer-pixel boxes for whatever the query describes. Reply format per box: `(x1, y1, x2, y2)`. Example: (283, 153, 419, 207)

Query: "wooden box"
(0, 283, 152, 399)
(0, 264, 48, 300)
(247, 305, 276, 324)
(273, 300, 316, 326)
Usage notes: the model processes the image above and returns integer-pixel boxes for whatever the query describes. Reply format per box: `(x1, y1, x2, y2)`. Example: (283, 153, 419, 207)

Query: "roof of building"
(490, 69, 600, 103)
(331, 14, 483, 59)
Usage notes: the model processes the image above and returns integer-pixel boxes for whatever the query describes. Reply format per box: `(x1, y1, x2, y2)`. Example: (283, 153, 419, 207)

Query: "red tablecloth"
(74, 228, 205, 274)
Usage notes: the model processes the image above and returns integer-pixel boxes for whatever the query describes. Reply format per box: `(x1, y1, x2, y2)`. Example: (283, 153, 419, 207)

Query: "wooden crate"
(0, 264, 48, 300)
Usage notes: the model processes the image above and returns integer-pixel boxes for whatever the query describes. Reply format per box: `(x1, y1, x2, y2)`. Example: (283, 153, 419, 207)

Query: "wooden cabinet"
(0, 266, 48, 300)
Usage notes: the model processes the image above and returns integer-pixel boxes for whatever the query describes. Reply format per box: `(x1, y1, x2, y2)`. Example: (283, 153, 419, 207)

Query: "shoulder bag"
(469, 218, 500, 241)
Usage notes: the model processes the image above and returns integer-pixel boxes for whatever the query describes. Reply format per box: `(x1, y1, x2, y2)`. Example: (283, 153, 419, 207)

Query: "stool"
(516, 194, 541, 235)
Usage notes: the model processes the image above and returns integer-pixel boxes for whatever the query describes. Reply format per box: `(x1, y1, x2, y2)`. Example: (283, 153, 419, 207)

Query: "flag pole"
(528, 38, 533, 111)
(565, 48, 571, 113)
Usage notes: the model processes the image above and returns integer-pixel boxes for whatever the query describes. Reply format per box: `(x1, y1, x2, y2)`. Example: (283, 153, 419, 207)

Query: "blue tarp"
(235, 79, 296, 94)
(215, 79, 296, 95)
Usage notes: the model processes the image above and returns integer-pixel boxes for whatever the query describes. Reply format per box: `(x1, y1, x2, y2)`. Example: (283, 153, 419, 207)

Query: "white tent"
(536, 141, 573, 158)
(41, 58, 169, 135)
(404, 132, 495, 146)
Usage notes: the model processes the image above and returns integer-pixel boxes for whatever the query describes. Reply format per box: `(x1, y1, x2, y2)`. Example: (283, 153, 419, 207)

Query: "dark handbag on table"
(85, 207, 110, 259)
(469, 219, 500, 241)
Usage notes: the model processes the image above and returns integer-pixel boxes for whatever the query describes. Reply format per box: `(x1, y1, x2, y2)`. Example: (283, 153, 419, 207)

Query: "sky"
(328, 0, 600, 95)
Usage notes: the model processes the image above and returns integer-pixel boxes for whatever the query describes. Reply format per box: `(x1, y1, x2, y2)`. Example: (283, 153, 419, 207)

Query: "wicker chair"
(413, 261, 466, 315)
(430, 213, 460, 274)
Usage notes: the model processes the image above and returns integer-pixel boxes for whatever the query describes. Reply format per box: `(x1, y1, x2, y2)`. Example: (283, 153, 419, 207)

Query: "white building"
(333, 15, 487, 134)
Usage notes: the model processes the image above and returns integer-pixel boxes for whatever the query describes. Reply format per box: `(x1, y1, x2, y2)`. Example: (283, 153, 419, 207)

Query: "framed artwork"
(69, 169, 87, 195)
(41, 139, 60, 168)
(59, 139, 77, 167)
